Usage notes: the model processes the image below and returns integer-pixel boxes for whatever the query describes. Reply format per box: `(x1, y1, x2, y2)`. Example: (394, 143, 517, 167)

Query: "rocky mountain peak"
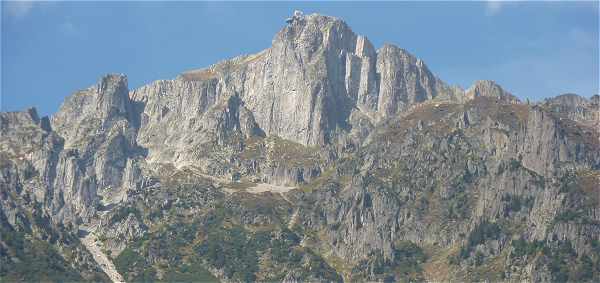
(52, 74, 130, 126)
(545, 93, 590, 107)
(0, 108, 37, 132)
(466, 79, 519, 103)
(279, 13, 351, 42)
(0, 107, 53, 134)
(49, 73, 135, 159)
(2, 12, 600, 283)
(378, 44, 417, 61)
(274, 13, 369, 62)
(375, 43, 460, 117)
(123, 13, 461, 148)
(542, 93, 599, 127)
(94, 73, 131, 119)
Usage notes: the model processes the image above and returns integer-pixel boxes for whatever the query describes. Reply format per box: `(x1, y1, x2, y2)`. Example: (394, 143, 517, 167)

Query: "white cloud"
(4, 0, 35, 19)
(4, 0, 58, 20)
(485, 1, 504, 16)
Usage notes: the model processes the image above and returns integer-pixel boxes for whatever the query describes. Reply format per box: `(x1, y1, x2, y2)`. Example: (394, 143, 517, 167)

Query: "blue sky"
(2, 1, 598, 116)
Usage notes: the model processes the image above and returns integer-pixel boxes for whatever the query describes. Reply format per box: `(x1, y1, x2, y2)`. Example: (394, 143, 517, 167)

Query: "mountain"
(1, 12, 599, 282)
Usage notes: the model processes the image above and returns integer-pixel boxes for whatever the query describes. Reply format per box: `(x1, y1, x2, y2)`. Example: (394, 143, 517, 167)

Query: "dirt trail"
(288, 208, 300, 229)
(246, 183, 296, 194)
(80, 226, 125, 283)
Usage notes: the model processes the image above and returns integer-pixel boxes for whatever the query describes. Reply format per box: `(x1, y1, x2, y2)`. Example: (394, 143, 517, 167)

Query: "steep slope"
(0, 109, 110, 281)
(52, 74, 143, 203)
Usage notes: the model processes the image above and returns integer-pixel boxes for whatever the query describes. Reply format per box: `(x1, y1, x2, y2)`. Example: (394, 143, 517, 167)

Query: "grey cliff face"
(136, 13, 462, 153)
(375, 44, 459, 117)
(1, 12, 599, 283)
(49, 74, 142, 223)
(0, 108, 109, 281)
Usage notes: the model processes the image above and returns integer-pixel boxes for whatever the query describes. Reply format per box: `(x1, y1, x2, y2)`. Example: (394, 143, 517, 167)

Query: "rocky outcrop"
(465, 80, 520, 103)
(376, 44, 461, 118)
(131, 78, 261, 169)
(52, 74, 139, 189)
(0, 108, 109, 281)
(49, 74, 143, 223)
(96, 213, 147, 256)
(542, 93, 599, 128)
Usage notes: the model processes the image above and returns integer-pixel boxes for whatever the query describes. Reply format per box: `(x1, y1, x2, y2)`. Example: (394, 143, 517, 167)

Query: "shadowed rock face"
(2, 12, 599, 283)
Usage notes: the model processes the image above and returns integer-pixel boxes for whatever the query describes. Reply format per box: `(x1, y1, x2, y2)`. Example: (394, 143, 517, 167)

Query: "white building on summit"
(286, 10, 304, 24)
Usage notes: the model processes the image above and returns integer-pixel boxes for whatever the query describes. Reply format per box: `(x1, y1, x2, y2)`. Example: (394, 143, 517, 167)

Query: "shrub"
(196, 226, 260, 282)
(459, 221, 502, 259)
(114, 248, 144, 275)
(511, 238, 543, 258)
(110, 206, 142, 223)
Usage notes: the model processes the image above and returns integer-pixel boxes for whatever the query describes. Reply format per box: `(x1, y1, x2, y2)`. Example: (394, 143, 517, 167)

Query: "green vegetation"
(504, 239, 600, 282)
(115, 234, 220, 283)
(241, 136, 323, 168)
(271, 231, 303, 264)
(111, 206, 142, 223)
(446, 170, 474, 220)
(300, 168, 335, 192)
(502, 194, 534, 215)
(239, 136, 265, 160)
(0, 229, 84, 282)
(393, 241, 427, 276)
(592, 239, 600, 254)
(467, 221, 502, 248)
(110, 193, 337, 283)
(351, 241, 426, 282)
(508, 158, 521, 171)
(114, 248, 145, 276)
(545, 241, 578, 282)
(553, 209, 599, 225)
(161, 261, 218, 283)
(552, 170, 600, 226)
(554, 210, 585, 222)
(497, 158, 545, 187)
(194, 223, 336, 282)
(447, 188, 469, 219)
(510, 238, 544, 258)
(558, 170, 578, 193)
(474, 251, 485, 266)
(196, 226, 261, 282)
(269, 136, 323, 167)
(496, 162, 506, 175)
(458, 221, 502, 260)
